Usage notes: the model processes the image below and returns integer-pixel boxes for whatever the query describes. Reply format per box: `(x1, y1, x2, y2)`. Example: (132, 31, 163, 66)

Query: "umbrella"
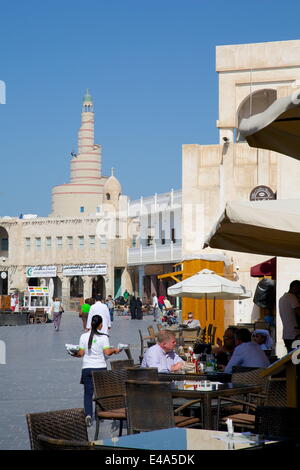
(167, 269, 251, 321)
(238, 88, 300, 160)
(204, 199, 300, 259)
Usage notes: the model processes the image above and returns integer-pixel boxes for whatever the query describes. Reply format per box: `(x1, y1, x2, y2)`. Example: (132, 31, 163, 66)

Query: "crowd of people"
(50, 279, 300, 429)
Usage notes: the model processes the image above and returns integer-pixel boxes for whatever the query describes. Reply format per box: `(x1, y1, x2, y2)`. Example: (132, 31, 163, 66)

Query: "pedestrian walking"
(51, 297, 64, 331)
(86, 294, 111, 334)
(129, 295, 137, 319)
(136, 297, 143, 320)
(106, 295, 115, 322)
(74, 315, 121, 426)
(80, 298, 92, 331)
(152, 293, 160, 322)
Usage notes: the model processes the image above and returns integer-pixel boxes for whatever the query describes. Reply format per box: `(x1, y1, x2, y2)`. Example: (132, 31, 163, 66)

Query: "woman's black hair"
(88, 315, 108, 349)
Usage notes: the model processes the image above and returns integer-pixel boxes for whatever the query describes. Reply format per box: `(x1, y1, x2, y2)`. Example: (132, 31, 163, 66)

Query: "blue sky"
(1, 0, 300, 216)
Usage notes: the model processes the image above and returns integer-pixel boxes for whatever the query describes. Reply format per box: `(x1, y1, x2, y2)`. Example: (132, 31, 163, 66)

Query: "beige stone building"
(182, 39, 300, 352)
(0, 91, 132, 308)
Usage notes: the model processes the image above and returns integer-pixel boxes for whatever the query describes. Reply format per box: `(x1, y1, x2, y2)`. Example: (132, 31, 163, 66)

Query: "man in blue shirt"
(224, 328, 270, 373)
(141, 330, 184, 372)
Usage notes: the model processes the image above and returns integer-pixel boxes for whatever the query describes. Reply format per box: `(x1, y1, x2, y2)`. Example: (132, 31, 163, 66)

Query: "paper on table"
(212, 435, 257, 444)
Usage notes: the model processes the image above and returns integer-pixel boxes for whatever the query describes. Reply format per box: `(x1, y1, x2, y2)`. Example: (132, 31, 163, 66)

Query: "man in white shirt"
(141, 330, 184, 372)
(279, 280, 300, 352)
(183, 312, 200, 329)
(86, 294, 111, 334)
(224, 328, 270, 374)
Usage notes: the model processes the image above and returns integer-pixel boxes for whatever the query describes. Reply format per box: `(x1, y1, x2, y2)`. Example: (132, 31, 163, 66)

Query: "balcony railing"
(127, 241, 182, 265)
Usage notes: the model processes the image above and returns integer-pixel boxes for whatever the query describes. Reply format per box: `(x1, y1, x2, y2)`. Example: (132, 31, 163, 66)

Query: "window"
(78, 236, 84, 248)
(100, 235, 107, 247)
(80, 206, 85, 213)
(132, 235, 137, 248)
(1, 238, 8, 251)
(35, 237, 41, 249)
(161, 230, 165, 245)
(96, 206, 101, 213)
(56, 236, 63, 248)
(147, 235, 154, 247)
(89, 235, 95, 246)
(171, 228, 176, 244)
(106, 193, 110, 200)
(67, 236, 73, 248)
(25, 237, 30, 249)
(46, 237, 52, 248)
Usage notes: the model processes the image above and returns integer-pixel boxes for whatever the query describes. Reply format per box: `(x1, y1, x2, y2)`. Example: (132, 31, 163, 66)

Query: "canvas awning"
(250, 257, 276, 278)
(238, 88, 300, 160)
(204, 199, 300, 259)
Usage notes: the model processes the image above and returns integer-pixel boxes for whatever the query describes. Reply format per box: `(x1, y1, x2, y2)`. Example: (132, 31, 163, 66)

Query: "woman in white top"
(51, 297, 64, 331)
(75, 315, 120, 427)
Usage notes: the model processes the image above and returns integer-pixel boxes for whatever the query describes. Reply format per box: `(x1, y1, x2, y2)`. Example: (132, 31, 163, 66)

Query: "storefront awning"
(238, 89, 300, 160)
(250, 257, 276, 278)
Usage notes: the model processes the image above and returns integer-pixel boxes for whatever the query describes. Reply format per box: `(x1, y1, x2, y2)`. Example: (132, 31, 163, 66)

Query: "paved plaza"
(0, 311, 154, 450)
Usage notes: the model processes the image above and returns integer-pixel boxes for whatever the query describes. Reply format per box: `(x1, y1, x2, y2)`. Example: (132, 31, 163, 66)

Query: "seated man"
(224, 328, 270, 374)
(183, 312, 200, 328)
(252, 329, 273, 351)
(141, 330, 184, 372)
(214, 326, 238, 368)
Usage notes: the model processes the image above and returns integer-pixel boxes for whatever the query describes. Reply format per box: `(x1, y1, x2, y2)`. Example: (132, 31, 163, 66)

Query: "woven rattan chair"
(217, 370, 288, 431)
(26, 408, 89, 450)
(125, 380, 202, 434)
(92, 369, 128, 440)
(110, 359, 134, 370)
(254, 406, 300, 438)
(126, 367, 158, 381)
(36, 433, 96, 450)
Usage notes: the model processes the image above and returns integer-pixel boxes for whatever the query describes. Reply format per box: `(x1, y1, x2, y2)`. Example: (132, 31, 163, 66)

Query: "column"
(83, 276, 93, 300)
(61, 277, 70, 310)
(138, 266, 145, 299)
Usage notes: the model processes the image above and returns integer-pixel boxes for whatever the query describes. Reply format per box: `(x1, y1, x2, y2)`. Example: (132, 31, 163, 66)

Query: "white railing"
(127, 242, 182, 265)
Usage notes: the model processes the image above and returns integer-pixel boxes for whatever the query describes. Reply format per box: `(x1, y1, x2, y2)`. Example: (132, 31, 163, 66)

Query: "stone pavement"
(0, 311, 154, 450)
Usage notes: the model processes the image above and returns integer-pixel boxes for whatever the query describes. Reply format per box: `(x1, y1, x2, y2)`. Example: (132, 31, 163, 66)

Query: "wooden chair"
(110, 359, 134, 370)
(138, 329, 150, 363)
(147, 325, 157, 342)
(124, 346, 133, 361)
(206, 323, 213, 341)
(126, 367, 158, 381)
(181, 327, 201, 349)
(125, 380, 202, 434)
(26, 408, 90, 450)
(92, 369, 128, 440)
(210, 326, 217, 345)
(34, 308, 47, 324)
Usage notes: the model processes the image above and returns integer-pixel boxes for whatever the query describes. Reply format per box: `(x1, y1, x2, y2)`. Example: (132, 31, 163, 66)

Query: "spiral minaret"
(51, 90, 107, 216)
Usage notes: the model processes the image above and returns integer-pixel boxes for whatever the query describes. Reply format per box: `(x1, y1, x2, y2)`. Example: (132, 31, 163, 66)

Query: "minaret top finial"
(83, 88, 93, 103)
(111, 167, 115, 177)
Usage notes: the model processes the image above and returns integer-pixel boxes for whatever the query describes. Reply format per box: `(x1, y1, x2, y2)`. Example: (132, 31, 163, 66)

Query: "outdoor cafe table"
(158, 371, 231, 383)
(92, 427, 282, 450)
(171, 382, 263, 430)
